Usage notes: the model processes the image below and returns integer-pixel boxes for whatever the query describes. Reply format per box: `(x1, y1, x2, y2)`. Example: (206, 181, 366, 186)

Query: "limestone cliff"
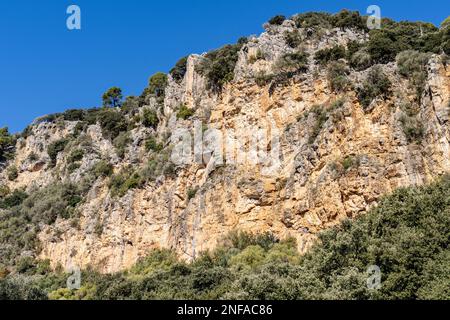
(1, 16, 449, 273)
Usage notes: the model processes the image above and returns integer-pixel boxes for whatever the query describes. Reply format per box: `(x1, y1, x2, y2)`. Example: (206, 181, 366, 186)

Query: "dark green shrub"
(274, 51, 309, 74)
(142, 109, 159, 129)
(97, 109, 128, 140)
(331, 10, 367, 31)
(109, 169, 141, 197)
(268, 15, 286, 26)
(197, 43, 243, 92)
(62, 109, 85, 121)
(92, 160, 113, 178)
(0, 189, 28, 209)
(0, 184, 10, 198)
(113, 132, 131, 159)
(67, 149, 84, 164)
(396, 50, 431, 102)
(170, 57, 188, 83)
(284, 30, 302, 48)
(102, 87, 123, 108)
(187, 188, 198, 200)
(7, 166, 18, 181)
(145, 136, 163, 153)
(47, 138, 69, 167)
(148, 73, 168, 97)
(294, 12, 332, 29)
(315, 45, 346, 65)
(357, 66, 391, 109)
(327, 61, 351, 92)
(177, 104, 195, 120)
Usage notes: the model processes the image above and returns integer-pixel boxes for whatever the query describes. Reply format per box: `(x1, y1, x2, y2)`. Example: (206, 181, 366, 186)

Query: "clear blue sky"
(1, 0, 448, 133)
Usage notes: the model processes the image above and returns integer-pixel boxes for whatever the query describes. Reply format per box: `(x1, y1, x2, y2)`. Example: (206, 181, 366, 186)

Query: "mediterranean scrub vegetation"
(1, 176, 449, 300)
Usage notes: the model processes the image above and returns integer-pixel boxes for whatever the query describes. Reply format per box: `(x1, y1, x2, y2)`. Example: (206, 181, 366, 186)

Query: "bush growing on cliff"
(177, 104, 195, 120)
(170, 56, 188, 83)
(197, 43, 243, 93)
(357, 66, 391, 109)
(274, 51, 309, 75)
(396, 50, 431, 102)
(327, 61, 351, 92)
(97, 109, 129, 140)
(314, 45, 346, 65)
(47, 138, 69, 167)
(148, 73, 168, 97)
(7, 166, 18, 181)
(268, 15, 286, 26)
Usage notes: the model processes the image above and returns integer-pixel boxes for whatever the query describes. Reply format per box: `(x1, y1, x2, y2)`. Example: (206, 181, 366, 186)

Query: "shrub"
(396, 50, 431, 102)
(109, 169, 141, 197)
(187, 188, 198, 200)
(97, 109, 128, 140)
(327, 61, 351, 92)
(113, 132, 131, 159)
(248, 49, 265, 64)
(145, 136, 163, 153)
(67, 149, 84, 164)
(331, 10, 367, 31)
(196, 43, 243, 92)
(400, 115, 425, 143)
(177, 104, 195, 120)
(308, 105, 330, 144)
(357, 66, 391, 109)
(0, 184, 10, 198)
(314, 45, 346, 65)
(102, 87, 123, 108)
(148, 73, 168, 97)
(170, 57, 188, 83)
(268, 15, 286, 26)
(142, 108, 159, 129)
(284, 30, 302, 48)
(350, 49, 372, 71)
(47, 138, 69, 167)
(294, 12, 332, 29)
(274, 51, 309, 74)
(62, 109, 85, 122)
(7, 166, 18, 181)
(92, 160, 113, 178)
(0, 189, 28, 209)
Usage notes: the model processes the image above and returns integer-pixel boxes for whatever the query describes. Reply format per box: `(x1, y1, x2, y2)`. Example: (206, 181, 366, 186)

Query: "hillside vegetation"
(1, 175, 449, 300)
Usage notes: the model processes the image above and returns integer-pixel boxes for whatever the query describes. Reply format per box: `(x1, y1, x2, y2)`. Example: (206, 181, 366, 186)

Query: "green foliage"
(148, 72, 168, 97)
(0, 127, 15, 162)
(62, 109, 86, 122)
(315, 45, 346, 65)
(145, 136, 163, 153)
(357, 66, 392, 110)
(197, 43, 243, 92)
(102, 87, 123, 108)
(7, 166, 18, 181)
(177, 104, 195, 120)
(0, 189, 28, 209)
(274, 51, 309, 76)
(399, 103, 425, 143)
(327, 61, 351, 92)
(308, 105, 329, 144)
(294, 12, 332, 29)
(67, 149, 84, 164)
(396, 50, 431, 102)
(268, 15, 286, 26)
(170, 57, 188, 83)
(187, 188, 198, 200)
(332, 10, 367, 31)
(92, 160, 113, 178)
(113, 132, 131, 159)
(0, 184, 10, 198)
(142, 108, 159, 129)
(109, 169, 141, 197)
(0, 278, 48, 300)
(97, 109, 129, 140)
(284, 30, 302, 48)
(47, 138, 69, 167)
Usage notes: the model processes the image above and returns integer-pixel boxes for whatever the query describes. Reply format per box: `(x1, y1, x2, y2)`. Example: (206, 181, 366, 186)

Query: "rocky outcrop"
(2, 20, 449, 273)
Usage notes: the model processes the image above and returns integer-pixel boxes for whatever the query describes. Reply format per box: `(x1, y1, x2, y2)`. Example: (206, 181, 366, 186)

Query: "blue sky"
(1, 0, 448, 133)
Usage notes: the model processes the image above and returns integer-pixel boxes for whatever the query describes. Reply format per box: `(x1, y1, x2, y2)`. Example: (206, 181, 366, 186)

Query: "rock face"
(2, 22, 449, 273)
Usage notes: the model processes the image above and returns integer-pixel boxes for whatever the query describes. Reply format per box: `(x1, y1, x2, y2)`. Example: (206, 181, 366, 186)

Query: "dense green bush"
(67, 149, 84, 164)
(113, 132, 131, 159)
(177, 104, 195, 120)
(197, 43, 243, 92)
(274, 51, 309, 75)
(399, 103, 425, 143)
(396, 50, 431, 102)
(7, 166, 18, 181)
(268, 15, 286, 26)
(294, 12, 332, 29)
(357, 66, 391, 109)
(47, 138, 69, 167)
(142, 108, 159, 129)
(284, 30, 302, 48)
(314, 45, 346, 65)
(97, 109, 129, 140)
(92, 160, 113, 178)
(170, 57, 188, 83)
(327, 61, 351, 92)
(109, 168, 141, 197)
(145, 136, 163, 153)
